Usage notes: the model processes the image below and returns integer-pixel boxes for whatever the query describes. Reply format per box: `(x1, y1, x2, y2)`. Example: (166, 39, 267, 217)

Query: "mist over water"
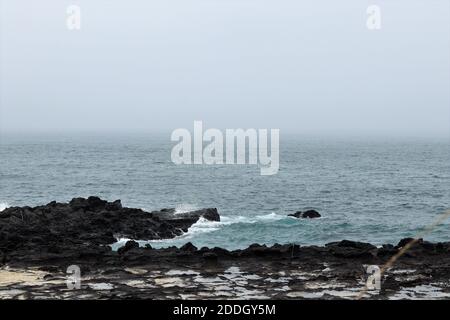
(1, 1, 449, 138)
(1, 133, 449, 249)
(1, 2, 449, 250)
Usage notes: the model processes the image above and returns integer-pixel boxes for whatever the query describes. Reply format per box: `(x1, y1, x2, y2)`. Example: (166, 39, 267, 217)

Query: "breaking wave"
(0, 202, 9, 212)
(111, 212, 289, 250)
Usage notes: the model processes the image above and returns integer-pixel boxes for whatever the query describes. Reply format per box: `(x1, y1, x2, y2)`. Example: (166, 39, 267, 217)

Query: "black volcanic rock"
(325, 240, 377, 258)
(377, 244, 398, 257)
(326, 240, 377, 251)
(180, 242, 198, 252)
(106, 200, 123, 211)
(0, 197, 219, 262)
(202, 252, 218, 262)
(118, 240, 139, 255)
(69, 196, 108, 211)
(152, 208, 220, 231)
(289, 209, 321, 219)
(396, 237, 423, 249)
(200, 208, 220, 221)
(288, 211, 302, 218)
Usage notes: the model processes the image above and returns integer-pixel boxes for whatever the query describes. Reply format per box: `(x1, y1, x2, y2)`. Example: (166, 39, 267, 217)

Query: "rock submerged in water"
(289, 209, 321, 219)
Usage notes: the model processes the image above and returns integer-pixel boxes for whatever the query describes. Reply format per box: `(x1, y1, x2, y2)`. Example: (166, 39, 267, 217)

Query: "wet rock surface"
(0, 197, 219, 264)
(0, 198, 449, 300)
(289, 210, 321, 219)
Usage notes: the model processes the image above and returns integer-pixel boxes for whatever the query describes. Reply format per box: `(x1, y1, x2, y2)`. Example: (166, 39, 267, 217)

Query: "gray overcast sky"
(0, 0, 449, 137)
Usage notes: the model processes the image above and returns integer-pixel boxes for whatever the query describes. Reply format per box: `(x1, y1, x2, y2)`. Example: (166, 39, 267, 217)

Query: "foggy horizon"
(1, 0, 449, 138)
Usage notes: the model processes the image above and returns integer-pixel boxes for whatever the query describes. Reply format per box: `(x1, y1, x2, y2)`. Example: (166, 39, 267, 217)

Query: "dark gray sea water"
(1, 133, 449, 249)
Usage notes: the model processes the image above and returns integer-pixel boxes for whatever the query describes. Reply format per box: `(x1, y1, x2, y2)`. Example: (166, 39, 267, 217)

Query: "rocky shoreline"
(1, 197, 449, 300)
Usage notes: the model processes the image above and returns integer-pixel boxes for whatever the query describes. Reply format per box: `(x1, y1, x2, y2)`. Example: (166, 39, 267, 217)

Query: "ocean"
(1, 133, 449, 250)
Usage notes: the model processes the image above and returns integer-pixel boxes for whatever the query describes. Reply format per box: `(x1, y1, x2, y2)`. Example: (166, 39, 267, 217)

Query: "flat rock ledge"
(0, 198, 449, 300)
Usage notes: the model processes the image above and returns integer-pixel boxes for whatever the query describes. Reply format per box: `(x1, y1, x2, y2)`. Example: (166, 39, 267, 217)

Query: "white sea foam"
(174, 204, 199, 214)
(166, 212, 287, 241)
(0, 203, 9, 212)
(182, 212, 287, 237)
(146, 217, 223, 244)
(221, 212, 286, 224)
(111, 212, 289, 250)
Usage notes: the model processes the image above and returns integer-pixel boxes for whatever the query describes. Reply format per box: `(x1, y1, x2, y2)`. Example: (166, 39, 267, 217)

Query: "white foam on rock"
(111, 211, 292, 250)
(0, 203, 9, 212)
